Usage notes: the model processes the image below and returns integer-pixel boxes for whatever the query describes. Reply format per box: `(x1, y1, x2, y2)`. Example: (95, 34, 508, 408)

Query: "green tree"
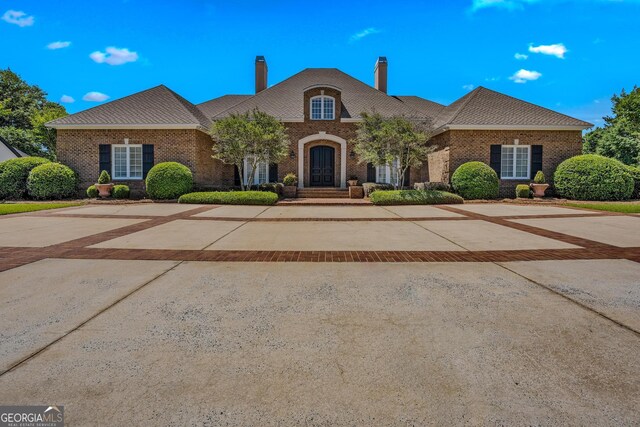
(583, 86, 640, 166)
(353, 112, 435, 188)
(210, 109, 289, 191)
(0, 69, 67, 158)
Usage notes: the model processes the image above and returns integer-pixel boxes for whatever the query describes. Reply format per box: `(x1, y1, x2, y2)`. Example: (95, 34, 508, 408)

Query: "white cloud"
(462, 84, 475, 91)
(60, 95, 75, 103)
(529, 43, 567, 58)
(47, 41, 71, 50)
(485, 76, 500, 82)
(82, 92, 109, 102)
(514, 53, 528, 60)
(350, 27, 381, 42)
(509, 69, 542, 83)
(2, 10, 34, 27)
(90, 47, 138, 65)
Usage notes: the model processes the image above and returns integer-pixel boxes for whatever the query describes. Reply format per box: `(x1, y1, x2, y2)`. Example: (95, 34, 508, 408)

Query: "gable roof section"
(394, 96, 446, 122)
(47, 85, 211, 129)
(197, 95, 251, 118)
(211, 68, 423, 121)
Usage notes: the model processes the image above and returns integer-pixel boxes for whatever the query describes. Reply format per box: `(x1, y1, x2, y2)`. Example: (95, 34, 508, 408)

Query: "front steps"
(296, 188, 349, 199)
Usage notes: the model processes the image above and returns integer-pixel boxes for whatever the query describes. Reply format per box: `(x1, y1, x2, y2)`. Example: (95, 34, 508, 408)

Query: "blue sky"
(2, 0, 639, 127)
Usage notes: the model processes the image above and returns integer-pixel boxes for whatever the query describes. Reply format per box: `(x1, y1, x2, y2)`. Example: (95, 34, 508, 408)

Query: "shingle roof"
(394, 96, 446, 121)
(47, 85, 210, 128)
(211, 68, 424, 120)
(0, 135, 25, 161)
(197, 95, 251, 118)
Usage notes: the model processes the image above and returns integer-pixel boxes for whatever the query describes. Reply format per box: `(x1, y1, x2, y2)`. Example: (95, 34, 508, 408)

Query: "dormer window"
(310, 95, 335, 120)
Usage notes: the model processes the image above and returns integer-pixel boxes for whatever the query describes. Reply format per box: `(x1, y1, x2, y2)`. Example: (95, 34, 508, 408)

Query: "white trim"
(303, 84, 342, 91)
(500, 144, 531, 180)
(297, 133, 347, 188)
(46, 124, 208, 131)
(340, 118, 362, 123)
(310, 95, 335, 120)
(111, 144, 143, 180)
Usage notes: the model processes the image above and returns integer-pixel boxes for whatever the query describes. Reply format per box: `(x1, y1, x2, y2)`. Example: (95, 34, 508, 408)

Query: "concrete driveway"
(0, 203, 638, 425)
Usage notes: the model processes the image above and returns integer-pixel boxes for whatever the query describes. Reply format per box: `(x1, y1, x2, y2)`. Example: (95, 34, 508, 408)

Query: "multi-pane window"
(376, 159, 400, 185)
(310, 96, 334, 120)
(501, 145, 530, 179)
(244, 157, 269, 185)
(112, 145, 143, 179)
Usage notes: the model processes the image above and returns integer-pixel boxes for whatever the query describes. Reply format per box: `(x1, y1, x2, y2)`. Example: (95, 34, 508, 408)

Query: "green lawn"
(566, 202, 640, 213)
(0, 202, 83, 216)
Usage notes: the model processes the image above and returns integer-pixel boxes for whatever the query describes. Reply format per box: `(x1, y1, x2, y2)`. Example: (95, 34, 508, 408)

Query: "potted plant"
(95, 170, 114, 198)
(348, 175, 359, 187)
(530, 171, 549, 198)
(282, 172, 297, 198)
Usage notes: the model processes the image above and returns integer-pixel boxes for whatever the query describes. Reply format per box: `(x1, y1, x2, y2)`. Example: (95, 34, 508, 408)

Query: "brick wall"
(427, 147, 450, 183)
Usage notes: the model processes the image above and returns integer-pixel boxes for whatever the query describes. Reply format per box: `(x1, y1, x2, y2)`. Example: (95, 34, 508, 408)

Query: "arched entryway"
(297, 132, 347, 188)
(309, 146, 335, 186)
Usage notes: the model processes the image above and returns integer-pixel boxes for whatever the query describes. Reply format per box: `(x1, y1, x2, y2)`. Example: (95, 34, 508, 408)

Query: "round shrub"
(0, 157, 51, 199)
(626, 165, 640, 199)
(515, 184, 531, 199)
(27, 163, 77, 200)
(145, 162, 193, 200)
(451, 161, 499, 200)
(112, 184, 130, 199)
(554, 155, 634, 201)
(86, 185, 99, 198)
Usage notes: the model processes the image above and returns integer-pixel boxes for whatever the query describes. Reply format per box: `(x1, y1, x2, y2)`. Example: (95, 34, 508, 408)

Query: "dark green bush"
(516, 184, 531, 198)
(145, 162, 193, 200)
(554, 155, 634, 201)
(250, 182, 283, 195)
(369, 190, 464, 205)
(112, 184, 130, 199)
(97, 170, 111, 184)
(86, 185, 98, 198)
(626, 165, 640, 199)
(0, 157, 51, 199)
(362, 182, 394, 197)
(27, 163, 77, 199)
(178, 191, 279, 205)
(414, 182, 451, 192)
(451, 161, 499, 200)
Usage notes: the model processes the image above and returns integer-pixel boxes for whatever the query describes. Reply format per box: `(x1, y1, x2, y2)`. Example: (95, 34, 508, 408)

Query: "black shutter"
(99, 144, 111, 176)
(489, 145, 502, 177)
(269, 163, 278, 182)
(531, 145, 543, 179)
(403, 166, 411, 188)
(233, 165, 241, 186)
(142, 145, 154, 179)
(366, 163, 376, 182)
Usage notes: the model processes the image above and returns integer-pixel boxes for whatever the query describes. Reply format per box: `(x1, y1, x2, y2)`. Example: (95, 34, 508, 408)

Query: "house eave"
(46, 123, 209, 132)
(444, 124, 591, 131)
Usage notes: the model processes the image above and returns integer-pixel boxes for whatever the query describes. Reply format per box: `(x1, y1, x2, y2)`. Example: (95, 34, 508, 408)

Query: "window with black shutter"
(142, 144, 154, 178)
(99, 144, 111, 177)
(489, 145, 501, 177)
(530, 145, 543, 179)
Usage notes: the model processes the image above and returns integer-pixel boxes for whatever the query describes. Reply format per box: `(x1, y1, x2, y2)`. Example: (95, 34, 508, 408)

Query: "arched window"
(310, 96, 335, 120)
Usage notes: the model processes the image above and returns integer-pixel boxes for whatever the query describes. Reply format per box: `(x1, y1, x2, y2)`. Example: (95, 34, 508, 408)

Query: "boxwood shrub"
(86, 185, 99, 198)
(554, 154, 634, 201)
(27, 163, 77, 199)
(362, 182, 394, 197)
(0, 157, 51, 199)
(145, 162, 193, 200)
(369, 190, 464, 205)
(451, 162, 499, 200)
(178, 191, 278, 205)
(626, 165, 640, 199)
(516, 184, 531, 199)
(112, 184, 130, 199)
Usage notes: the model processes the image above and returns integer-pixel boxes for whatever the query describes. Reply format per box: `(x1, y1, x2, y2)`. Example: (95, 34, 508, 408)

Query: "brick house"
(48, 56, 591, 196)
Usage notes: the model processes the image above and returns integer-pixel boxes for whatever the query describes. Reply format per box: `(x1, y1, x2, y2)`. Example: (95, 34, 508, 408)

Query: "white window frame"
(111, 144, 143, 180)
(243, 157, 269, 186)
(375, 159, 401, 185)
(500, 144, 531, 180)
(310, 95, 335, 120)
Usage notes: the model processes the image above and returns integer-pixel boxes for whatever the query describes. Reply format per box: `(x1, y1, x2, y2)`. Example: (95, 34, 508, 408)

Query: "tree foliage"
(0, 69, 67, 158)
(352, 112, 435, 188)
(583, 86, 640, 166)
(210, 109, 289, 190)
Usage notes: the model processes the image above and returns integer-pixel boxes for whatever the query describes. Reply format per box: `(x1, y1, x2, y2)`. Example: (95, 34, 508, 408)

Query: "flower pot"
(282, 185, 297, 198)
(530, 183, 549, 198)
(95, 183, 114, 198)
(347, 179, 358, 187)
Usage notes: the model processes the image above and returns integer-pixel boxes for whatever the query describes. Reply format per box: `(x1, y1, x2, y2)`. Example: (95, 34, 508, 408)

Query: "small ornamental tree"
(210, 109, 289, 191)
(352, 112, 435, 189)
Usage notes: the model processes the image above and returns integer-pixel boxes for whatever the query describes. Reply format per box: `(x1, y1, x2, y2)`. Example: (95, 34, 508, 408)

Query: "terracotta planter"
(530, 183, 549, 198)
(95, 183, 114, 198)
(282, 185, 297, 198)
(347, 179, 358, 187)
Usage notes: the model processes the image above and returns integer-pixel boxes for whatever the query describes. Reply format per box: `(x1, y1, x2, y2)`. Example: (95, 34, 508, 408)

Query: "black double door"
(310, 146, 335, 186)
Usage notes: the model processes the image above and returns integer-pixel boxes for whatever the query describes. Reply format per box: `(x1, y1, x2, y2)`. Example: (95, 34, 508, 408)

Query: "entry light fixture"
(349, 150, 356, 159)
(289, 150, 296, 159)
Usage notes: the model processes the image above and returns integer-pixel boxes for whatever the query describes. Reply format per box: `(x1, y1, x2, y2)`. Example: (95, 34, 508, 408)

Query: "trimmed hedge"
(145, 162, 193, 200)
(554, 154, 634, 201)
(516, 184, 531, 199)
(627, 165, 640, 199)
(250, 182, 284, 195)
(369, 190, 464, 205)
(0, 157, 51, 199)
(451, 161, 499, 200)
(27, 163, 77, 199)
(178, 191, 279, 205)
(112, 184, 130, 199)
(414, 182, 451, 192)
(362, 182, 394, 197)
(86, 185, 98, 198)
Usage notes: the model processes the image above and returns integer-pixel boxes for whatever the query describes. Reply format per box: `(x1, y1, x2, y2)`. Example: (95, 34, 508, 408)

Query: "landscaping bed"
(369, 190, 464, 205)
(0, 202, 84, 215)
(178, 191, 279, 205)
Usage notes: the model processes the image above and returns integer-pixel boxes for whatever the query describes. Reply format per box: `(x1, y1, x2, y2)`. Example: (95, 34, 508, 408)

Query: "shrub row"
(362, 182, 394, 197)
(178, 191, 279, 205)
(414, 182, 451, 192)
(0, 158, 77, 200)
(369, 190, 464, 205)
(0, 157, 51, 199)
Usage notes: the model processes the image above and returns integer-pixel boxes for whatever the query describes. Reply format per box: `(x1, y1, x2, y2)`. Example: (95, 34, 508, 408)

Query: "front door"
(310, 146, 335, 186)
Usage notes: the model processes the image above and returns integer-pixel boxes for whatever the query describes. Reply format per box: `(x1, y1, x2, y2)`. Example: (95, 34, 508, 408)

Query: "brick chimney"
(255, 56, 268, 93)
(374, 56, 387, 93)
